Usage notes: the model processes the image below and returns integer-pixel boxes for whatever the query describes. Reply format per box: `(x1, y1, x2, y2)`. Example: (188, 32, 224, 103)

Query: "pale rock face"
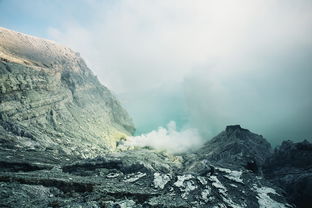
(216, 167, 243, 183)
(253, 185, 290, 208)
(174, 174, 193, 188)
(0, 27, 83, 72)
(201, 188, 211, 202)
(153, 172, 171, 189)
(0, 27, 135, 157)
(197, 176, 208, 185)
(209, 175, 227, 195)
(124, 172, 146, 183)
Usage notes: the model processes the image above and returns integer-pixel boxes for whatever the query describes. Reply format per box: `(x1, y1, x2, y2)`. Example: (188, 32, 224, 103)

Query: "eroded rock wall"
(0, 27, 134, 157)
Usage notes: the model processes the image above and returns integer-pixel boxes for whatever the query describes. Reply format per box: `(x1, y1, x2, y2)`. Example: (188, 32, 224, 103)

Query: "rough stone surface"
(264, 140, 312, 208)
(0, 27, 135, 158)
(0, 146, 293, 208)
(190, 124, 272, 172)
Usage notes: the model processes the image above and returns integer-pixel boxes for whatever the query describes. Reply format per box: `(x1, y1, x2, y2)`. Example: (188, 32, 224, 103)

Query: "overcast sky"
(1, 0, 312, 145)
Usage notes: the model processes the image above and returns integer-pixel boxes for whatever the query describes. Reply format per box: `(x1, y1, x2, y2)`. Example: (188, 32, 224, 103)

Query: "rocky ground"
(0, 126, 297, 208)
(0, 27, 311, 207)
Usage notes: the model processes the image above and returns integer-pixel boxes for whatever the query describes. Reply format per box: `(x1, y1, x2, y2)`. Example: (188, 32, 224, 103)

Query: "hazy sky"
(1, 0, 312, 145)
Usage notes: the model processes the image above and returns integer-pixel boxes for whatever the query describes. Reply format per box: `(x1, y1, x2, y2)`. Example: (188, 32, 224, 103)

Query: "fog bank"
(1, 0, 312, 146)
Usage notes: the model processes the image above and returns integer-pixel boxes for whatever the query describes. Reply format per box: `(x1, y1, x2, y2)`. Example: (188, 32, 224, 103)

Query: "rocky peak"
(264, 140, 312, 170)
(0, 27, 135, 158)
(225, 124, 251, 139)
(196, 125, 272, 169)
(225, 124, 248, 132)
(279, 139, 312, 152)
(0, 27, 85, 73)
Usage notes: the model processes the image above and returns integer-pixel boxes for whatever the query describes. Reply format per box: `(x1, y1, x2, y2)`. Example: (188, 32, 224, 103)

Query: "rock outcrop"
(190, 125, 272, 173)
(0, 144, 293, 208)
(264, 140, 312, 208)
(0, 27, 135, 158)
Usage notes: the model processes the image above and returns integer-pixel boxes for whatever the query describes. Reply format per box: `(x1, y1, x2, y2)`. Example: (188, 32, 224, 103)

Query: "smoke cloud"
(47, 0, 312, 145)
(124, 121, 203, 153)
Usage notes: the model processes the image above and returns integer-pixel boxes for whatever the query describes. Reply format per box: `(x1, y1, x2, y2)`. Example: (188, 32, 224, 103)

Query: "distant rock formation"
(0, 27, 135, 158)
(264, 140, 312, 208)
(193, 124, 272, 171)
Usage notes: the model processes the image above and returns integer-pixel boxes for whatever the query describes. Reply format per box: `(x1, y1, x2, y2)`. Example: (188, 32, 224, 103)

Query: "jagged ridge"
(0, 27, 135, 158)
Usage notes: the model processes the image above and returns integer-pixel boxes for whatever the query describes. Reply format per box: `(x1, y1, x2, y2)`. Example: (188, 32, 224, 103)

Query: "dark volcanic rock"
(0, 147, 293, 208)
(191, 125, 272, 173)
(264, 140, 312, 208)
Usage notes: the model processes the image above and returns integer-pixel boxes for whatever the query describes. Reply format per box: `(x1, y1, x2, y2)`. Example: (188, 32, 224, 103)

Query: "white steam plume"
(124, 121, 203, 153)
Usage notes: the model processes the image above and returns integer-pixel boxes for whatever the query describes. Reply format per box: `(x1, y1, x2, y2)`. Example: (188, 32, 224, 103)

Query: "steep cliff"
(0, 27, 135, 158)
(264, 140, 312, 208)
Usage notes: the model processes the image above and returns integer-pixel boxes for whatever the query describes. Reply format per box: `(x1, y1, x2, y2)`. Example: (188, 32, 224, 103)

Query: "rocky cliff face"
(0, 27, 135, 158)
(192, 125, 272, 171)
(263, 140, 312, 208)
(0, 28, 301, 208)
